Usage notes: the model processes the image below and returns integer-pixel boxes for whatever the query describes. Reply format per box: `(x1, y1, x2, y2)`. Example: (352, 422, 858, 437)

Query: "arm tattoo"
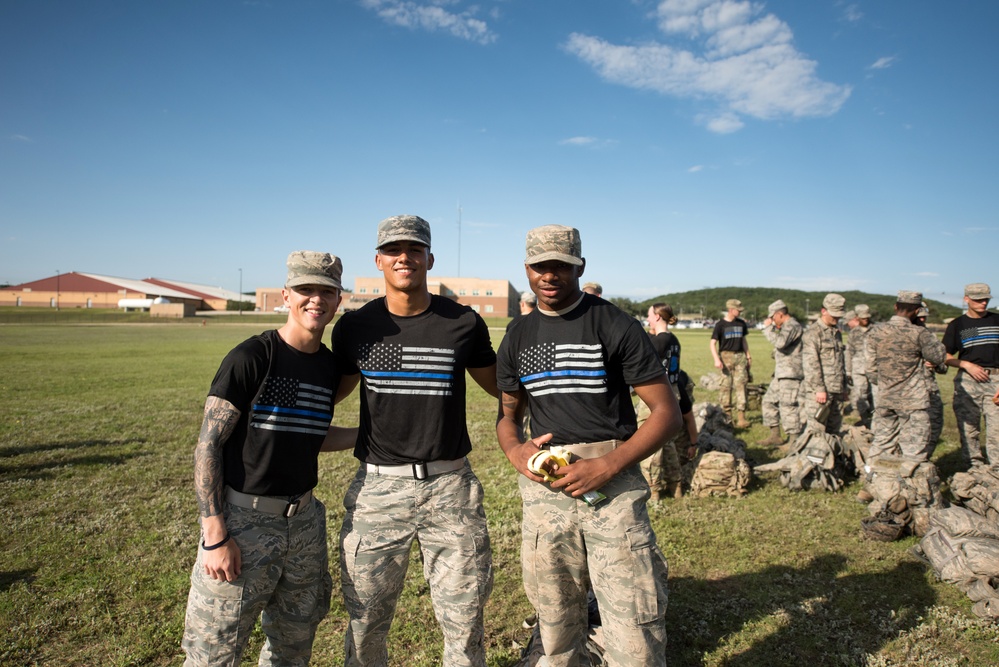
(194, 396, 240, 519)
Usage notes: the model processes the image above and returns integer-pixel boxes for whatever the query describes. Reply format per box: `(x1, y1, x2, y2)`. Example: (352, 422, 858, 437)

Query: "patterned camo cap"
(897, 290, 923, 305)
(965, 283, 992, 300)
(726, 298, 744, 312)
(524, 225, 583, 266)
(376, 215, 431, 249)
(917, 302, 930, 318)
(823, 293, 846, 317)
(286, 251, 343, 290)
(767, 299, 786, 316)
(855, 304, 872, 319)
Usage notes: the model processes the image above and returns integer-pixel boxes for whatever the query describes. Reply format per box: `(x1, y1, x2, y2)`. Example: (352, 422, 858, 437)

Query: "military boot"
(735, 411, 751, 429)
(757, 426, 784, 447)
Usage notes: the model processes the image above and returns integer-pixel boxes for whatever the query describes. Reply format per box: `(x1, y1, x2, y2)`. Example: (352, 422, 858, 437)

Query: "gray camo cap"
(286, 251, 343, 290)
(823, 293, 846, 317)
(525, 225, 583, 266)
(917, 302, 930, 318)
(376, 215, 431, 249)
(855, 304, 872, 319)
(965, 283, 992, 300)
(897, 290, 923, 305)
(767, 299, 787, 316)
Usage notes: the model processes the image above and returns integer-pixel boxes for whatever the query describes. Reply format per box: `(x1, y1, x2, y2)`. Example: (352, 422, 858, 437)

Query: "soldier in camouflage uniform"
(845, 304, 875, 427)
(332, 216, 497, 667)
(802, 294, 848, 434)
(943, 282, 999, 467)
(865, 291, 948, 462)
(710, 298, 753, 428)
(497, 225, 679, 667)
(916, 303, 947, 448)
(183, 251, 355, 666)
(759, 299, 804, 446)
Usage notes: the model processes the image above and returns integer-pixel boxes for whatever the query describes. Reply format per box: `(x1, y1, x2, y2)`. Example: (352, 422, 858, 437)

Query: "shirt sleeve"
(330, 316, 360, 375)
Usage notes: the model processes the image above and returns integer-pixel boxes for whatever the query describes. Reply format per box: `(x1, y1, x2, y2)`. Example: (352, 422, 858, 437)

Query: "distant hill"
(618, 287, 963, 324)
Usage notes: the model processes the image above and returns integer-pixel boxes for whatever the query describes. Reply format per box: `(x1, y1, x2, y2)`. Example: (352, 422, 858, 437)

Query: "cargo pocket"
(626, 524, 668, 625)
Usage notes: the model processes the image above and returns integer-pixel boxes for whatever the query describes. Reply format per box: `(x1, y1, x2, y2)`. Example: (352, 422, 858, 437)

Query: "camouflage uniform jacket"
(762, 316, 803, 380)
(865, 315, 947, 411)
(846, 323, 871, 378)
(802, 318, 846, 394)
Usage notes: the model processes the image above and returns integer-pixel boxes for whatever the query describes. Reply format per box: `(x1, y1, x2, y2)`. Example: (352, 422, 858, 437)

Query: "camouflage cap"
(726, 298, 744, 312)
(520, 290, 537, 305)
(822, 293, 846, 317)
(855, 304, 872, 319)
(767, 299, 786, 316)
(285, 250, 343, 290)
(524, 225, 583, 266)
(843, 310, 856, 322)
(582, 282, 602, 295)
(897, 290, 923, 305)
(917, 302, 930, 318)
(965, 282, 992, 300)
(376, 215, 431, 249)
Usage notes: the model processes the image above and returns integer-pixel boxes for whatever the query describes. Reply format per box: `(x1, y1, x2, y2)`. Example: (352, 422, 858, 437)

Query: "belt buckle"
(412, 462, 428, 480)
(284, 499, 300, 517)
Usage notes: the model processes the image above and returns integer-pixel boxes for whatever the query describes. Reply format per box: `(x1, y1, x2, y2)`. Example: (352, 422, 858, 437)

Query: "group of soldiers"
(746, 285, 999, 471)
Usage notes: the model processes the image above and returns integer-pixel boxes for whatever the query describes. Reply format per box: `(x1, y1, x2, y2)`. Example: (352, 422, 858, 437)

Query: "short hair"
(895, 302, 920, 317)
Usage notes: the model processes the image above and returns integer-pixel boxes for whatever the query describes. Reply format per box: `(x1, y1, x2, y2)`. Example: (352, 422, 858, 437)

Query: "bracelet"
(202, 533, 231, 551)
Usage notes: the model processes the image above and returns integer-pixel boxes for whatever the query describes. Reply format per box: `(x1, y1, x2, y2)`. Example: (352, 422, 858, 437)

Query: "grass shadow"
(0, 448, 150, 481)
(667, 553, 936, 666)
(0, 438, 147, 458)
(0, 568, 37, 593)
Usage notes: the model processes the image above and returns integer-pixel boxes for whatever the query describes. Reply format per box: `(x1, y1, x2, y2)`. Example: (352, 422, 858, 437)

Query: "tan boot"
(671, 482, 684, 499)
(735, 411, 751, 429)
(757, 426, 784, 447)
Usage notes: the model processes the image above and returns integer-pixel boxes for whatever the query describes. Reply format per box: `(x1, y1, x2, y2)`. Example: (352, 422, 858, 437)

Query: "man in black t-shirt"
(943, 282, 999, 466)
(710, 298, 752, 428)
(183, 251, 356, 666)
(331, 215, 498, 667)
(497, 225, 680, 667)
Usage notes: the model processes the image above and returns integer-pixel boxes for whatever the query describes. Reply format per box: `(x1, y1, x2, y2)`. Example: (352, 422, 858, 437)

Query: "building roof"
(144, 277, 252, 303)
(2, 272, 253, 303)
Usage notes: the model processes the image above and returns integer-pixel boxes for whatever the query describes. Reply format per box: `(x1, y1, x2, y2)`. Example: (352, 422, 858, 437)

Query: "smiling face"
(526, 259, 585, 312)
(375, 240, 434, 294)
(283, 284, 340, 334)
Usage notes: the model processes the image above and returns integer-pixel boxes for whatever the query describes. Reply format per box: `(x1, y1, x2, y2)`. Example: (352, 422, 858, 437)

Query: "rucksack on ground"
(755, 429, 855, 492)
(688, 450, 752, 498)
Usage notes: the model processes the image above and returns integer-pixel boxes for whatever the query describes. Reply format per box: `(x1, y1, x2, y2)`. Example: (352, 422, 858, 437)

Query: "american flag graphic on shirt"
(960, 325, 999, 350)
(251, 376, 333, 436)
(358, 342, 455, 396)
(518, 342, 607, 397)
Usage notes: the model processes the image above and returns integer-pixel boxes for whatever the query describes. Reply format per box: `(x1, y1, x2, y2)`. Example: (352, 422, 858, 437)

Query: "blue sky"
(2, 1, 995, 306)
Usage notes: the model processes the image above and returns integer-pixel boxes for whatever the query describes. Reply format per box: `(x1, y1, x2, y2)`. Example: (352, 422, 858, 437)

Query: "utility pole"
(238, 268, 243, 316)
(457, 201, 462, 277)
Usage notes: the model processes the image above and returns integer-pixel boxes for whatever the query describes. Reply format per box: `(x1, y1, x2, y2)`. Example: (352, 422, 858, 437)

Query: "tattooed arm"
(495, 388, 550, 480)
(194, 395, 242, 582)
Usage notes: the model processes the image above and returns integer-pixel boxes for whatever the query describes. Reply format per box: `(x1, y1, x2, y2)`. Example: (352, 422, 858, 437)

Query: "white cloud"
(688, 164, 704, 172)
(843, 4, 863, 23)
(360, 0, 497, 44)
(869, 55, 897, 70)
(558, 136, 618, 148)
(563, 0, 851, 133)
(914, 272, 939, 277)
(774, 275, 870, 292)
(10, 134, 32, 142)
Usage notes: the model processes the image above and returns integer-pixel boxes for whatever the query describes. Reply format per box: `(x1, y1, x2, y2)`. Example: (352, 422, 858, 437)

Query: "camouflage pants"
(719, 351, 748, 412)
(953, 370, 999, 465)
(519, 465, 668, 667)
(802, 391, 844, 435)
(849, 373, 874, 426)
(761, 377, 802, 437)
(636, 395, 682, 495)
(182, 498, 332, 667)
(867, 407, 933, 462)
(340, 462, 492, 667)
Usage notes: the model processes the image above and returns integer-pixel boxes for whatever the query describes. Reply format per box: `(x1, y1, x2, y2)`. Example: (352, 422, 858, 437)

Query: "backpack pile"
(912, 465, 999, 621)
(685, 402, 753, 498)
(859, 456, 947, 542)
(755, 429, 859, 492)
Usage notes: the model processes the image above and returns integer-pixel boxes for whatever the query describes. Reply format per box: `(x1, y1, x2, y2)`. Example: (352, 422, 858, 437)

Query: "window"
(459, 289, 467, 296)
(472, 290, 480, 296)
(485, 305, 494, 313)
(359, 287, 367, 294)
(471, 304, 480, 312)
(485, 290, 493, 296)
(373, 288, 380, 294)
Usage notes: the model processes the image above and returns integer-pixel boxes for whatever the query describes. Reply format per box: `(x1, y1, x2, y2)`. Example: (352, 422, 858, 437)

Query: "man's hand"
(962, 360, 990, 383)
(816, 391, 828, 404)
(548, 455, 616, 497)
(203, 539, 242, 583)
(507, 433, 552, 481)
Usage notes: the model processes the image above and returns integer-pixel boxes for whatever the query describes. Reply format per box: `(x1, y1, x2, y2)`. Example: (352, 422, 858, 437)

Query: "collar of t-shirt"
(538, 293, 586, 317)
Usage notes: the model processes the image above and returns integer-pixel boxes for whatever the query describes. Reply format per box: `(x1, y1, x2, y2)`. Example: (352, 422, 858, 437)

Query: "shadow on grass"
(667, 553, 935, 666)
(0, 437, 147, 458)
(0, 439, 149, 481)
(0, 568, 37, 593)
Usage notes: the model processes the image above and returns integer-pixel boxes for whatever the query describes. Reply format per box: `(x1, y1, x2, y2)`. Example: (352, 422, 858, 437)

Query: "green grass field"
(1, 320, 997, 666)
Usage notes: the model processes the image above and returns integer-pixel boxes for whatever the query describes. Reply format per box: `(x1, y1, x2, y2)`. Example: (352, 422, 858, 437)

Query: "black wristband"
(202, 533, 231, 551)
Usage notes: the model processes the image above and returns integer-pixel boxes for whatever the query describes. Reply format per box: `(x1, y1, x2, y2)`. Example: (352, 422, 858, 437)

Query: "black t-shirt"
(331, 296, 497, 465)
(712, 317, 748, 353)
(943, 312, 999, 368)
(496, 294, 665, 444)
(650, 331, 681, 385)
(209, 329, 338, 496)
